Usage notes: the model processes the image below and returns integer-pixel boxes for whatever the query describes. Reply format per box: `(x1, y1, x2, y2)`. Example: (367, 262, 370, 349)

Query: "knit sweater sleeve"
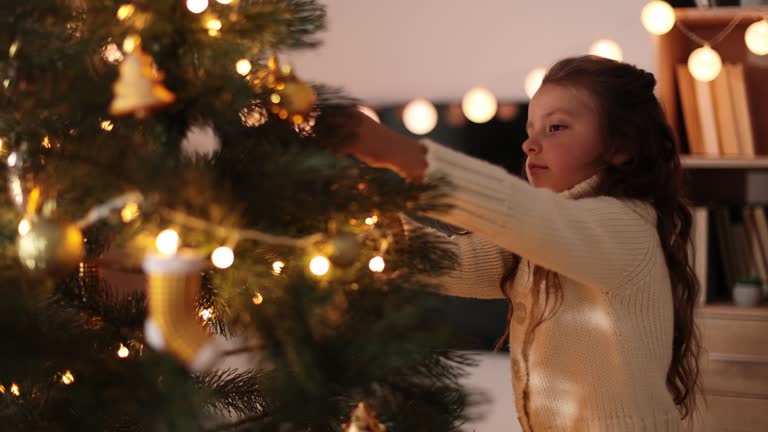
(400, 215, 511, 299)
(420, 139, 654, 290)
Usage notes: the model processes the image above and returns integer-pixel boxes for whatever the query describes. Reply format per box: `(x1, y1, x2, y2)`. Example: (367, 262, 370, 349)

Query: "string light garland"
(641, 4, 768, 82)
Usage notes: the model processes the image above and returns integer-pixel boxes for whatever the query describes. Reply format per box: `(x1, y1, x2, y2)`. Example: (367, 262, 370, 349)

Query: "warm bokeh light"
(688, 45, 722, 82)
(10, 383, 20, 396)
(365, 215, 378, 226)
(199, 308, 214, 321)
(357, 105, 381, 123)
(120, 202, 140, 223)
(236, 59, 252, 76)
(7, 151, 17, 167)
(100, 120, 114, 131)
(252, 292, 264, 304)
(462, 87, 498, 123)
(217, 0, 233, 3)
(18, 218, 31, 236)
(117, 343, 130, 358)
(309, 255, 330, 276)
(211, 246, 234, 269)
(524, 67, 547, 99)
(155, 229, 180, 255)
(122, 34, 141, 53)
(641, 0, 676, 36)
(272, 260, 285, 275)
(402, 98, 438, 135)
(61, 370, 75, 385)
(369, 256, 385, 273)
(186, 0, 209, 14)
(589, 39, 623, 62)
(745, 19, 768, 56)
(116, 4, 136, 21)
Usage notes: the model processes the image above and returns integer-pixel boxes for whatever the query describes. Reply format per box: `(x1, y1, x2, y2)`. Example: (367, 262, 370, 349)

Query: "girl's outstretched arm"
(400, 214, 511, 299)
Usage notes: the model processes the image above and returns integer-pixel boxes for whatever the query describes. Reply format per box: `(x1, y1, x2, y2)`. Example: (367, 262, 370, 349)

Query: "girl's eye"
(548, 124, 566, 133)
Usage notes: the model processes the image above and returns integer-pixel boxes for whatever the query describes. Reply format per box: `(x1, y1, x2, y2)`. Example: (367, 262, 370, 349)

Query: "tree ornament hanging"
(142, 251, 220, 372)
(253, 54, 316, 124)
(342, 402, 386, 432)
(17, 215, 85, 275)
(109, 36, 175, 119)
(327, 231, 362, 268)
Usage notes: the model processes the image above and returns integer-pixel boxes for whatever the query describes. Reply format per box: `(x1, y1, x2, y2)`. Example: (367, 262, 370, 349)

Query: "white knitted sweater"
(414, 140, 684, 432)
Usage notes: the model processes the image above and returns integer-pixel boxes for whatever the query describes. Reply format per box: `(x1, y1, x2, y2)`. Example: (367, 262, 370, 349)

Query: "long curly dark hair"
(495, 55, 702, 419)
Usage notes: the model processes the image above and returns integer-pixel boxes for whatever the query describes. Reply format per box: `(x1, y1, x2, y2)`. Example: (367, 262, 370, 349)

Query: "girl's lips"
(527, 163, 548, 170)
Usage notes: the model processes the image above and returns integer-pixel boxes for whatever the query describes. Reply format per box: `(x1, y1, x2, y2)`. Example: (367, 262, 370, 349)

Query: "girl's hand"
(332, 108, 428, 182)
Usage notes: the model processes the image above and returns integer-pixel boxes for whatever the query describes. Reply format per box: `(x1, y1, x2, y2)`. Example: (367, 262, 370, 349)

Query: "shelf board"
(681, 156, 768, 169)
(674, 6, 768, 24)
(698, 302, 768, 320)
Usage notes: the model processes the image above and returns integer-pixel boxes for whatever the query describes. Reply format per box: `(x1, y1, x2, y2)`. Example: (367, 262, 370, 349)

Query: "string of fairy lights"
(381, 1, 768, 137)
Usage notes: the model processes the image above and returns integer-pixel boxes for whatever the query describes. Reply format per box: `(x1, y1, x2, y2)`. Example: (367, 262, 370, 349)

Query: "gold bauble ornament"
(342, 402, 386, 432)
(109, 38, 175, 119)
(254, 54, 316, 124)
(17, 217, 85, 275)
(327, 231, 361, 268)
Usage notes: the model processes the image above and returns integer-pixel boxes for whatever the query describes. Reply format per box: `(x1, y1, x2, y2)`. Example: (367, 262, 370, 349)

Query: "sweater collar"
(558, 174, 600, 199)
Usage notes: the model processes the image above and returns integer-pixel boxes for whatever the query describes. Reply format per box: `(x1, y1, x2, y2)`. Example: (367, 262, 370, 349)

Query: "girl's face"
(523, 83, 607, 192)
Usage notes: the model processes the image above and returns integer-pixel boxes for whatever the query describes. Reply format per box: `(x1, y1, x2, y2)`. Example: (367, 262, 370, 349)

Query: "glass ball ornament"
(687, 45, 722, 82)
(328, 232, 362, 268)
(17, 216, 85, 275)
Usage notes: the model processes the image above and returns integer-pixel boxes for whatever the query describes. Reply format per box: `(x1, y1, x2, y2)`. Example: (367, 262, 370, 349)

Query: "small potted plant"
(733, 275, 763, 307)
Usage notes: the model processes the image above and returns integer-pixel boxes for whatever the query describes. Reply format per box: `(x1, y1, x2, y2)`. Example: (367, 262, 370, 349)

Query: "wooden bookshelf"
(654, 7, 768, 156)
(656, 7, 768, 431)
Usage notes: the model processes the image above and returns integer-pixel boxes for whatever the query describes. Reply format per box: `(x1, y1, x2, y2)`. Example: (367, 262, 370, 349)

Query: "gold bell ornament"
(142, 251, 220, 372)
(342, 402, 386, 432)
(109, 36, 175, 119)
(254, 54, 316, 124)
(17, 216, 85, 276)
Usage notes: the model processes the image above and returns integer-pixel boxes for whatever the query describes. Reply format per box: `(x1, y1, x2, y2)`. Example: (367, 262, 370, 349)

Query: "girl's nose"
(522, 137, 541, 155)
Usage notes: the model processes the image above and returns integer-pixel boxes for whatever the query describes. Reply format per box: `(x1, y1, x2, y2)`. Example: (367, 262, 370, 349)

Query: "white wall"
(290, 0, 656, 105)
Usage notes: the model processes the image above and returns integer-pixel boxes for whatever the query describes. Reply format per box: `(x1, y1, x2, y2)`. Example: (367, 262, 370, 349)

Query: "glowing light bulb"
(122, 34, 141, 53)
(102, 43, 124, 64)
(357, 106, 381, 123)
(365, 215, 378, 226)
(524, 67, 547, 99)
(462, 87, 498, 123)
(641, 0, 676, 36)
(117, 343, 129, 358)
(252, 292, 264, 304)
(309, 255, 330, 276)
(369, 256, 386, 273)
(18, 218, 30, 236)
(272, 260, 285, 275)
(206, 18, 222, 36)
(7, 151, 17, 167)
(116, 4, 136, 21)
(61, 370, 75, 385)
(155, 229, 180, 255)
(186, 0, 209, 14)
(120, 202, 140, 223)
(10, 383, 20, 396)
(217, 0, 233, 3)
(688, 45, 722, 82)
(211, 246, 234, 269)
(745, 19, 768, 56)
(236, 59, 252, 76)
(100, 120, 114, 131)
(199, 308, 214, 321)
(402, 98, 438, 135)
(589, 39, 623, 62)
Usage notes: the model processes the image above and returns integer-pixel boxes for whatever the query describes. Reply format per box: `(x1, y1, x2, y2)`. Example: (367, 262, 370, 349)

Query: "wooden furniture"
(654, 7, 768, 431)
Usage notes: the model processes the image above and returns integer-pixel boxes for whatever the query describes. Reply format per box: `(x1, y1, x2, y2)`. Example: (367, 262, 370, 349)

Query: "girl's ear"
(605, 148, 631, 166)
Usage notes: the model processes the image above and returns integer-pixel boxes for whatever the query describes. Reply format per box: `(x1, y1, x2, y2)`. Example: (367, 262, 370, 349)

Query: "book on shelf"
(675, 62, 756, 158)
(691, 205, 768, 305)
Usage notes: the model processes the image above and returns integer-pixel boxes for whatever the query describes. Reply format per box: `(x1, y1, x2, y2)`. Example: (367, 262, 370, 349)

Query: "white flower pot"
(733, 283, 762, 307)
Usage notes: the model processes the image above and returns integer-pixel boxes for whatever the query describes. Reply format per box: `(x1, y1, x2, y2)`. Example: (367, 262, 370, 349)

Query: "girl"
(340, 56, 701, 431)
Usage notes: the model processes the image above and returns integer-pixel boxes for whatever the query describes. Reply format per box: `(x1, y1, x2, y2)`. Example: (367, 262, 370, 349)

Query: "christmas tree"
(0, 1, 477, 431)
